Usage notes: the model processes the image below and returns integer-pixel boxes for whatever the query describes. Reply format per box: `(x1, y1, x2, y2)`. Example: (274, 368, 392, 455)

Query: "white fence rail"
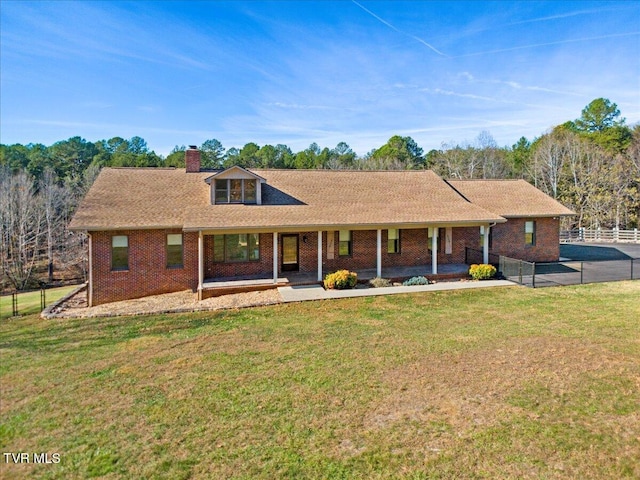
(561, 228, 640, 243)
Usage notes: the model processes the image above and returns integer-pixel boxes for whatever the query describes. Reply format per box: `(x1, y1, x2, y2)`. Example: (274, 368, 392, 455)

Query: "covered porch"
(200, 263, 470, 298)
(196, 226, 491, 299)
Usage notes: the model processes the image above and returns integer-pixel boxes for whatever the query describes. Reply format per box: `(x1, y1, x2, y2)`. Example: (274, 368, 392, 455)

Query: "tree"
(575, 98, 624, 133)
(370, 135, 424, 169)
(0, 169, 45, 289)
(40, 168, 66, 282)
(510, 136, 532, 179)
(165, 145, 186, 167)
(200, 139, 225, 168)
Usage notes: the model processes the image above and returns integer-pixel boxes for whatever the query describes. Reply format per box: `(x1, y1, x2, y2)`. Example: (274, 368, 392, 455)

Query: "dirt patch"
(47, 288, 282, 318)
(365, 336, 633, 437)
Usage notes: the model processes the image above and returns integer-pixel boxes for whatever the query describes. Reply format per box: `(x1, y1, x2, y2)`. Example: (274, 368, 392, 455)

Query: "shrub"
(402, 276, 430, 286)
(469, 264, 497, 280)
(369, 277, 392, 288)
(324, 270, 358, 290)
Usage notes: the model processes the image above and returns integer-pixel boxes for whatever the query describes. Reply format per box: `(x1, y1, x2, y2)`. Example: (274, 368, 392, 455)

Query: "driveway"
(531, 243, 640, 287)
(560, 243, 640, 261)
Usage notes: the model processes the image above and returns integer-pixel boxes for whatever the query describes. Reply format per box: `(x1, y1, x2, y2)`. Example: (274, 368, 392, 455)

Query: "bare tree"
(0, 169, 45, 289)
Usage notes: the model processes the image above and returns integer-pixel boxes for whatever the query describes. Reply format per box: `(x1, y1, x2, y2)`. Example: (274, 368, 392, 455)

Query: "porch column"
(483, 224, 490, 264)
(431, 227, 438, 275)
(317, 231, 323, 282)
(273, 232, 278, 283)
(376, 229, 382, 278)
(198, 230, 204, 300)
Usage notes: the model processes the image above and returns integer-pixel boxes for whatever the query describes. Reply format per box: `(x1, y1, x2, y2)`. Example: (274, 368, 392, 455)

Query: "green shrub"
(323, 270, 358, 290)
(369, 277, 392, 288)
(402, 276, 430, 286)
(469, 264, 497, 280)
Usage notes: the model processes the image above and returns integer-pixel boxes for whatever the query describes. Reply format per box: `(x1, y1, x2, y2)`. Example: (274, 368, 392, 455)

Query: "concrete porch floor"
(203, 263, 470, 292)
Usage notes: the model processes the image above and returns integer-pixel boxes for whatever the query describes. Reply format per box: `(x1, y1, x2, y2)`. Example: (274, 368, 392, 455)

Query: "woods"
(1, 98, 638, 291)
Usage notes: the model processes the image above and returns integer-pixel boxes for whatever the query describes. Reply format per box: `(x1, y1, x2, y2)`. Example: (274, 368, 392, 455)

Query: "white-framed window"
(214, 179, 257, 204)
(339, 230, 352, 256)
(387, 229, 400, 254)
(166, 234, 183, 268)
(111, 235, 129, 271)
(525, 221, 536, 246)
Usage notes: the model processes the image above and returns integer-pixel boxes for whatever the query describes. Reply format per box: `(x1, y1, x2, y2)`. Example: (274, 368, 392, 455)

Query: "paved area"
(560, 243, 640, 261)
(278, 279, 515, 303)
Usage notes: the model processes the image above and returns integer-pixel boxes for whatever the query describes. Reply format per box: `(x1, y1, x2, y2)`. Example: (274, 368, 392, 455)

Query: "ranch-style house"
(69, 146, 574, 306)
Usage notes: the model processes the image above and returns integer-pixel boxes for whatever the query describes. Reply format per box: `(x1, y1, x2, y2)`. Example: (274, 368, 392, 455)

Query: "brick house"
(69, 147, 574, 306)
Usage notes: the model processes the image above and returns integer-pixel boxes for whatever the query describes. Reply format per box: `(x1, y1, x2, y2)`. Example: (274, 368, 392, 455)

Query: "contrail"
(452, 31, 640, 58)
(351, 0, 448, 57)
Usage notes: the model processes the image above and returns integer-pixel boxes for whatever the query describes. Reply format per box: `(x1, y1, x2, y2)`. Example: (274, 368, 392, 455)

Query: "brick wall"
(491, 217, 560, 262)
(91, 229, 198, 305)
(204, 233, 274, 279)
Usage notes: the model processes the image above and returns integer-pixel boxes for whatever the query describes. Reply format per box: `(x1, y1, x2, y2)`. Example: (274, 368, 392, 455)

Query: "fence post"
(518, 261, 523, 285)
(12, 292, 18, 317)
(614, 227, 619, 242)
(580, 227, 585, 242)
(635, 228, 638, 243)
(532, 263, 536, 288)
(40, 288, 46, 311)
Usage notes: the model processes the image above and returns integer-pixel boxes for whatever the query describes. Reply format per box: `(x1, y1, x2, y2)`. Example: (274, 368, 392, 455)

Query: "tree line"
(1, 98, 638, 290)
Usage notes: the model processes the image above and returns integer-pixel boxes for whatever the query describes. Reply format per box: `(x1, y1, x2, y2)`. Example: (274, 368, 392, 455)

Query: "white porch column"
(431, 227, 438, 275)
(483, 224, 490, 264)
(273, 232, 278, 283)
(198, 230, 204, 300)
(317, 231, 323, 282)
(376, 229, 382, 278)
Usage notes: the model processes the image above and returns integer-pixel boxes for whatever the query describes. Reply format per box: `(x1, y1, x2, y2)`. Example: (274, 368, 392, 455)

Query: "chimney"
(185, 145, 201, 172)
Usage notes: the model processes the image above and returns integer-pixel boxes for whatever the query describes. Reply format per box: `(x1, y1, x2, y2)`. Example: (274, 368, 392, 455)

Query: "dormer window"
(206, 166, 265, 205)
(215, 179, 257, 204)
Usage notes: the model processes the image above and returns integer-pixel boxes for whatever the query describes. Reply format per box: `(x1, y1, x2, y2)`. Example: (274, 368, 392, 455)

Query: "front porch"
(200, 263, 470, 298)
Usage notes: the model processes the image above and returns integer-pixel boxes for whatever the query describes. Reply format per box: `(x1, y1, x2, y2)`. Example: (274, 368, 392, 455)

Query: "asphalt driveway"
(560, 243, 640, 261)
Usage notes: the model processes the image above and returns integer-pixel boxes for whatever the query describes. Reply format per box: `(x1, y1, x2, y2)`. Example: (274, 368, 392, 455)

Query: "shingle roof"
(72, 168, 573, 232)
(448, 179, 575, 218)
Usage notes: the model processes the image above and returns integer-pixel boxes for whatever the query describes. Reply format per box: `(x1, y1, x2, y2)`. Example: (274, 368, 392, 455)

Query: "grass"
(0, 285, 79, 320)
(1, 281, 639, 479)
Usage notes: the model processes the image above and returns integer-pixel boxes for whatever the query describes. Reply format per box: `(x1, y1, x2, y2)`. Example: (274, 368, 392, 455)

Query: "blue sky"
(1, 1, 639, 156)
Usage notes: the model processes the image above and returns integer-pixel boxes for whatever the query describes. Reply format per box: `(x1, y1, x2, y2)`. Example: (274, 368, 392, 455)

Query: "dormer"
(205, 166, 266, 205)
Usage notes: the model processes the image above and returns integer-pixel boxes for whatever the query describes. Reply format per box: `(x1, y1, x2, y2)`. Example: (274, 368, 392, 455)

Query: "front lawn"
(1, 282, 639, 479)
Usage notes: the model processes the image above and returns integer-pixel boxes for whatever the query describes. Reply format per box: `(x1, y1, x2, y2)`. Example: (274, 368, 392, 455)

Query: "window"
(215, 180, 228, 203)
(213, 234, 260, 262)
(111, 235, 128, 271)
(166, 234, 183, 268)
(525, 221, 536, 245)
(339, 230, 352, 256)
(387, 229, 400, 254)
(214, 179, 257, 204)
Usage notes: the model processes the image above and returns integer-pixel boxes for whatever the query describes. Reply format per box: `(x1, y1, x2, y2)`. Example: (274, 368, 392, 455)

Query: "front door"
(281, 234, 299, 271)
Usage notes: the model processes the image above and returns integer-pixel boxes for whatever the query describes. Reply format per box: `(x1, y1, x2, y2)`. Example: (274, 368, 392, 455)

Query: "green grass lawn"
(0, 285, 79, 320)
(1, 282, 639, 479)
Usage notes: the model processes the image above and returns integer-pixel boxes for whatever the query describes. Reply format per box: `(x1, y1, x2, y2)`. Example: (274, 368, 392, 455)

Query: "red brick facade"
(90, 229, 198, 305)
(490, 217, 561, 263)
(89, 219, 561, 305)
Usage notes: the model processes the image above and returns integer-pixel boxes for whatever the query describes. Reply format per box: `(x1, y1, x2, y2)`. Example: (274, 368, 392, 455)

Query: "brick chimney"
(185, 145, 201, 172)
